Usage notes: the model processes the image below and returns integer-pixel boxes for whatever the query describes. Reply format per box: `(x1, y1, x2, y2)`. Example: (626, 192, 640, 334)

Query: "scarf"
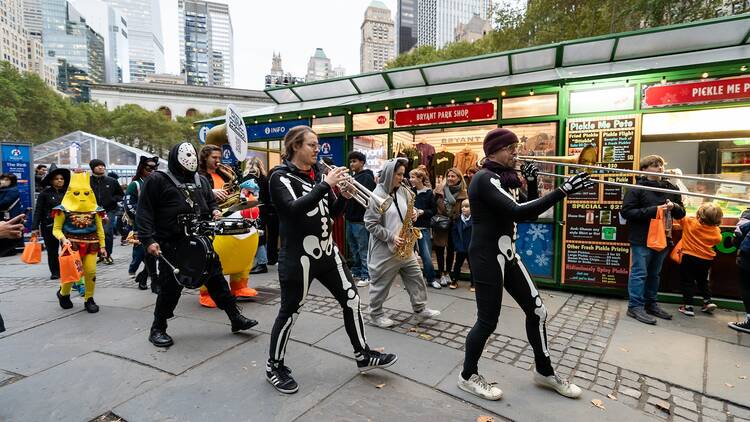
(482, 160, 521, 189)
(444, 183, 461, 208)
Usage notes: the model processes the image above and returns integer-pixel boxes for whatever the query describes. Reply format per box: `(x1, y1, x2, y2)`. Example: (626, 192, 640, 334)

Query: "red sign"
(394, 102, 495, 127)
(376, 115, 387, 124)
(643, 76, 750, 108)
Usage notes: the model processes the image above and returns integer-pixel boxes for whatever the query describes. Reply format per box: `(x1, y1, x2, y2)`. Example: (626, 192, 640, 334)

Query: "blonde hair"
(639, 154, 666, 171)
(461, 199, 470, 208)
(409, 168, 431, 188)
(697, 202, 723, 226)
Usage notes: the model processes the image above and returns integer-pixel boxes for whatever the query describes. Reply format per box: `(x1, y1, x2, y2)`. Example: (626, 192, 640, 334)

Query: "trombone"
(319, 160, 393, 213)
(517, 145, 750, 206)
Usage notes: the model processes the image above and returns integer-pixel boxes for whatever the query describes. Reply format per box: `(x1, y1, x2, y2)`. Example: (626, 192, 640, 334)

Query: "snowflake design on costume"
(535, 254, 550, 267)
(527, 224, 549, 241)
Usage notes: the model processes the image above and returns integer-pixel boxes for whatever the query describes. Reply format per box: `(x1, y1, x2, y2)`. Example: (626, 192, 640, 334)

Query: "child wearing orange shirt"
(677, 202, 723, 317)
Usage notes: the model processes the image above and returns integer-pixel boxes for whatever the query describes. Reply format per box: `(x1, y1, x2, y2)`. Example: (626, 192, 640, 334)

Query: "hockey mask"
(177, 143, 198, 172)
(61, 171, 98, 212)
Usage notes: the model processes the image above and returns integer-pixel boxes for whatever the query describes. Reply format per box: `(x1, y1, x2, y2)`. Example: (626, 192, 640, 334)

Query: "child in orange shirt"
(677, 202, 723, 317)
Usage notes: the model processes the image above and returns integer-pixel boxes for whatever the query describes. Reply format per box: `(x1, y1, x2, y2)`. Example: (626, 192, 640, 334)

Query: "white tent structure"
(33, 131, 166, 184)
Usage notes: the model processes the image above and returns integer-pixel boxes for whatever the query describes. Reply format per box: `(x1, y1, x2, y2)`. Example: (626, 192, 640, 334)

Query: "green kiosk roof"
(198, 14, 750, 124)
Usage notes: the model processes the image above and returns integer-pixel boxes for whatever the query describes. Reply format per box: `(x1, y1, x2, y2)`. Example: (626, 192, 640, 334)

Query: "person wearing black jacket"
(137, 142, 257, 348)
(621, 155, 686, 325)
(32, 165, 70, 279)
(89, 159, 123, 264)
(459, 128, 592, 401)
(344, 151, 376, 287)
(124, 156, 159, 292)
(409, 167, 438, 288)
(265, 126, 397, 394)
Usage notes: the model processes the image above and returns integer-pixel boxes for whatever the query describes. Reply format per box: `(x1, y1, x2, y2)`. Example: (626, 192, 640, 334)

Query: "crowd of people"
(1, 124, 748, 403)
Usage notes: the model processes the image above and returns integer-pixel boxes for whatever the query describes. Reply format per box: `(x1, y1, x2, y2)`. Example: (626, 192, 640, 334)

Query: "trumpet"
(319, 160, 393, 213)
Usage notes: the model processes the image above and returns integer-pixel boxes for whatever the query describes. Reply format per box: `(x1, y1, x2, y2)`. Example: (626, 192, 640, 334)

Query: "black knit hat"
(89, 158, 105, 171)
(483, 128, 519, 156)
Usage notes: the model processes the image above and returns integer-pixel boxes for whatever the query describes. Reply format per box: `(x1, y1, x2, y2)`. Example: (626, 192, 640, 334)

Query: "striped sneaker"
(266, 360, 298, 394)
(356, 349, 398, 373)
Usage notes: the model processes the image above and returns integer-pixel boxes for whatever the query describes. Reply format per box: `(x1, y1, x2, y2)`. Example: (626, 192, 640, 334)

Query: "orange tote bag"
(21, 234, 42, 264)
(59, 244, 84, 284)
(647, 207, 667, 252)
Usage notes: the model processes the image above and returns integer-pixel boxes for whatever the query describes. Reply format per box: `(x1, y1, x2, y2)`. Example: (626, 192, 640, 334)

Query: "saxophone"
(395, 181, 423, 260)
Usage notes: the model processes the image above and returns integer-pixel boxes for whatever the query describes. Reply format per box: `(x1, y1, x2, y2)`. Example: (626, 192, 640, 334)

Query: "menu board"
(561, 115, 640, 288)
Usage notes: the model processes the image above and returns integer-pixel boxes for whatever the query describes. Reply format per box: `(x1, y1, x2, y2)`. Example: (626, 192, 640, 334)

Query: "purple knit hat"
(483, 128, 519, 156)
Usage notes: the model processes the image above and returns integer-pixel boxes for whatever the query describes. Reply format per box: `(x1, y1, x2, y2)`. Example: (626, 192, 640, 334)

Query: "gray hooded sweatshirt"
(364, 158, 416, 269)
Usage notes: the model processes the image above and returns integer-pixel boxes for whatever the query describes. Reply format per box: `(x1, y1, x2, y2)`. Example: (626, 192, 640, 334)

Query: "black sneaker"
(84, 297, 99, 313)
(627, 307, 656, 325)
(356, 349, 398, 373)
(266, 360, 298, 394)
(678, 305, 695, 317)
(56, 289, 73, 309)
(149, 328, 174, 347)
(729, 319, 750, 334)
(645, 304, 672, 320)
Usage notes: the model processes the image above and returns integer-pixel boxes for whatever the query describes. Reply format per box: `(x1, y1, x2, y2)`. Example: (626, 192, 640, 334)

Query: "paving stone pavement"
(2, 244, 750, 421)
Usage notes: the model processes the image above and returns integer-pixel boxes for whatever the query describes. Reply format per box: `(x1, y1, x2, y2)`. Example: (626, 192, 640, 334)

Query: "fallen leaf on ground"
(419, 333, 433, 340)
(591, 399, 606, 410)
(408, 327, 417, 332)
(607, 394, 617, 401)
(725, 383, 735, 388)
(375, 383, 386, 389)
(619, 347, 629, 352)
(476, 416, 494, 422)
(739, 376, 747, 380)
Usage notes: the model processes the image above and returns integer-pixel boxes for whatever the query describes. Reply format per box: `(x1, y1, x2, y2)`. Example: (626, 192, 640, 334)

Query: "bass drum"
(173, 235, 215, 289)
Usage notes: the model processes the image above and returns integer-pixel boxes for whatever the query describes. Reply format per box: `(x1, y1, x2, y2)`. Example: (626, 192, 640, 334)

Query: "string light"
(254, 120, 258, 124)
(529, 89, 535, 96)
(701, 72, 709, 78)
(366, 107, 371, 112)
(328, 112, 332, 116)
(268, 118, 272, 123)
(741, 65, 748, 72)
(384, 106, 389, 110)
(297, 115, 301, 119)
(427, 100, 432, 106)
(500, 91, 506, 97)
(312, 114, 316, 119)
(347, 110, 352, 115)
(405, 103, 410, 108)
(475, 96, 480, 102)
(450, 99, 455, 104)
(661, 77, 667, 84)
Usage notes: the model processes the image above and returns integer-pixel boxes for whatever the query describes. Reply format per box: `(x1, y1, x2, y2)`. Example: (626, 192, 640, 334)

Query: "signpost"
(225, 104, 247, 162)
(1, 143, 33, 231)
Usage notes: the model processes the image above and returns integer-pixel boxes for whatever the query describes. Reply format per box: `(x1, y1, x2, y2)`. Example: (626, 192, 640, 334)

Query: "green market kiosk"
(198, 15, 750, 308)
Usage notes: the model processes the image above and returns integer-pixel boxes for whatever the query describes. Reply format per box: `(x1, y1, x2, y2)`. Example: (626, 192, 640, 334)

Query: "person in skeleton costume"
(137, 143, 258, 348)
(458, 128, 593, 401)
(266, 126, 398, 394)
(364, 157, 441, 328)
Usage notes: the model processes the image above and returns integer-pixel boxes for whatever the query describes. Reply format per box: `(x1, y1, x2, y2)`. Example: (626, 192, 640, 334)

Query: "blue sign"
(247, 119, 310, 141)
(221, 144, 238, 166)
(1, 143, 33, 231)
(317, 136, 345, 166)
(198, 124, 213, 144)
(516, 222, 554, 278)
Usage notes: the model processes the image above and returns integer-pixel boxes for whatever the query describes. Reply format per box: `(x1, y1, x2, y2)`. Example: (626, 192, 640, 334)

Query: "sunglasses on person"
(144, 164, 157, 172)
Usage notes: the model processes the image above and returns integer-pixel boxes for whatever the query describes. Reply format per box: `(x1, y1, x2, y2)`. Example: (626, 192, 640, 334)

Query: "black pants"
(152, 248, 237, 330)
(265, 213, 279, 265)
(434, 242, 455, 274)
(269, 252, 367, 363)
(463, 259, 554, 379)
(0, 312, 5, 333)
(452, 252, 469, 281)
(679, 254, 713, 306)
(739, 265, 750, 313)
(41, 226, 59, 278)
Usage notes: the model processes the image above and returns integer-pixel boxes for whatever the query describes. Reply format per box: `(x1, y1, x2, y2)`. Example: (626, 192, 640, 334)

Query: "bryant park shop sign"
(394, 102, 496, 127)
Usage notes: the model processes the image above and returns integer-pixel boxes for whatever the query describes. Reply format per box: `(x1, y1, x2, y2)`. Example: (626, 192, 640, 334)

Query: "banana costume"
(52, 171, 105, 312)
(199, 207, 260, 308)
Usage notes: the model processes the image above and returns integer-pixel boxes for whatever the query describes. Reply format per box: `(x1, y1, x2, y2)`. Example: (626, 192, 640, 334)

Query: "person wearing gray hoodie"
(364, 158, 440, 328)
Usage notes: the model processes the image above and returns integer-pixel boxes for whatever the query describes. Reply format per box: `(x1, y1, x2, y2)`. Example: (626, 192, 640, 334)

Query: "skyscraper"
(396, 0, 418, 54)
(417, 0, 490, 49)
(69, 0, 130, 83)
(40, 0, 105, 100)
(306, 48, 332, 82)
(101, 0, 165, 82)
(178, 0, 233, 87)
(23, 0, 43, 39)
(1, 0, 30, 72)
(360, 0, 395, 73)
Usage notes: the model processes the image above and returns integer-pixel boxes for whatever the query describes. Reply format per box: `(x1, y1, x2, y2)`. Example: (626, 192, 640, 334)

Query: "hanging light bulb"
(384, 105, 389, 110)
(328, 112, 332, 116)
(500, 90, 506, 97)
(661, 77, 667, 85)
(529, 89, 535, 96)
(475, 96, 480, 102)
(701, 72, 709, 78)
(741, 65, 748, 72)
(450, 99, 455, 104)
(427, 100, 432, 106)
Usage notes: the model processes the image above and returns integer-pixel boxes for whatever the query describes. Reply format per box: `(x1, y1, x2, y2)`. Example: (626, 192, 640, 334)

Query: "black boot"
(227, 306, 258, 332)
(149, 328, 173, 347)
(250, 264, 268, 274)
(84, 297, 99, 313)
(57, 289, 73, 309)
(136, 270, 148, 290)
(150, 279, 160, 294)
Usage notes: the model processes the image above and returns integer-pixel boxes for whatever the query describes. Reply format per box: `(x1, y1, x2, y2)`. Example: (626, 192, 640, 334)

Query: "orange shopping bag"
(21, 234, 42, 264)
(59, 244, 84, 284)
(647, 207, 667, 252)
(669, 238, 684, 264)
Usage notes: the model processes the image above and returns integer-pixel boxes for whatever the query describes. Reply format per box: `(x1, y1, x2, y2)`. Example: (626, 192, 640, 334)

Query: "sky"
(160, 0, 398, 91)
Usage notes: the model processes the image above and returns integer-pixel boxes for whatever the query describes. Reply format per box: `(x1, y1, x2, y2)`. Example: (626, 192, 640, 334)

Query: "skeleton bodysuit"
(463, 165, 566, 378)
(268, 160, 368, 365)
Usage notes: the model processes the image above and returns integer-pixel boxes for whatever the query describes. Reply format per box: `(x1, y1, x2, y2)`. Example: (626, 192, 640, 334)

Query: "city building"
(396, 0, 417, 54)
(39, 0, 105, 101)
(331, 65, 346, 78)
(178, 0, 234, 87)
(306, 48, 344, 82)
(417, 0, 490, 49)
(90, 82, 272, 120)
(454, 13, 491, 43)
(101, 0, 165, 82)
(144, 73, 186, 85)
(264, 52, 304, 88)
(360, 0, 395, 73)
(27, 36, 57, 88)
(69, 0, 130, 83)
(22, 0, 43, 39)
(1, 0, 31, 73)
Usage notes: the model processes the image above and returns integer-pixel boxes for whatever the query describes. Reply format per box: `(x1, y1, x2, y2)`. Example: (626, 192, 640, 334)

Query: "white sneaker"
(440, 274, 450, 286)
(414, 308, 440, 321)
(356, 278, 370, 287)
(372, 315, 395, 328)
(533, 372, 582, 398)
(457, 373, 503, 400)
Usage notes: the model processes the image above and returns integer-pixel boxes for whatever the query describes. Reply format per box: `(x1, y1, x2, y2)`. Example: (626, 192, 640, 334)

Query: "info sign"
(225, 104, 248, 161)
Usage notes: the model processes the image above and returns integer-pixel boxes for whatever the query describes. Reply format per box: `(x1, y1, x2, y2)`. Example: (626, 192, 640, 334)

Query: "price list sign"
(561, 115, 640, 288)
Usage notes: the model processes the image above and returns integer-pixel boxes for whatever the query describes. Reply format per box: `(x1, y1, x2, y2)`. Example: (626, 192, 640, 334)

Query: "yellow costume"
(199, 211, 259, 308)
(52, 171, 105, 312)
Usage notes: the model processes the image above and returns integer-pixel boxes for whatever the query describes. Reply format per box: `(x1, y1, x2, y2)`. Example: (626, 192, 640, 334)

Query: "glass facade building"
(396, 0, 417, 54)
(101, 0, 164, 82)
(178, 0, 233, 87)
(417, 0, 490, 49)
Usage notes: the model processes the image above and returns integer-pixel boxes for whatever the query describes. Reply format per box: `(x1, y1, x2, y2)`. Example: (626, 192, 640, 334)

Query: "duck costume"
(198, 180, 260, 308)
(52, 171, 106, 313)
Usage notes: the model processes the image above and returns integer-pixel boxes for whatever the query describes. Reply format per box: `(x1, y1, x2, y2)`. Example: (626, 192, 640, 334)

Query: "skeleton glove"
(560, 172, 594, 196)
(520, 163, 539, 182)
